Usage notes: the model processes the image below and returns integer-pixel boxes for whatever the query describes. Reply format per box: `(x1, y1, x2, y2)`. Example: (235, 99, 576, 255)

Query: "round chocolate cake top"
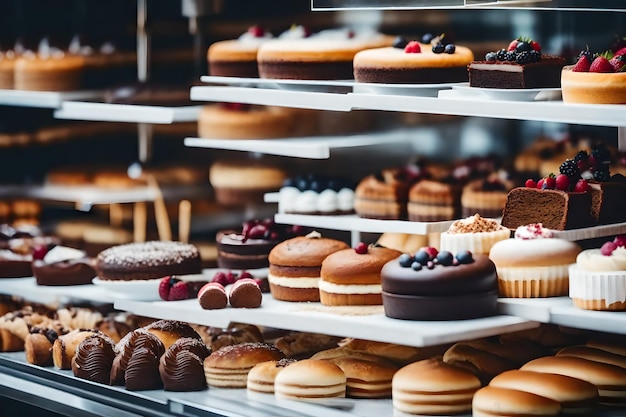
(97, 241, 199, 268)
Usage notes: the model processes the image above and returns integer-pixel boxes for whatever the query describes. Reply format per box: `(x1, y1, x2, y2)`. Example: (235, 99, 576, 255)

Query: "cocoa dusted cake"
(468, 36, 565, 89)
(95, 241, 202, 281)
(354, 34, 474, 84)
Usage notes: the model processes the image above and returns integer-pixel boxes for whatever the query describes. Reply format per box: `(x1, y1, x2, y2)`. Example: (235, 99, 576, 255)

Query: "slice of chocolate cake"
(501, 187, 594, 230)
(589, 175, 626, 225)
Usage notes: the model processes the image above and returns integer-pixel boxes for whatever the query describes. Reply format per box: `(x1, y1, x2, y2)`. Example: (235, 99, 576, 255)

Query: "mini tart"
(353, 44, 474, 84)
(197, 105, 294, 139)
(561, 65, 626, 104)
(489, 231, 581, 298)
(569, 246, 626, 311)
(319, 246, 402, 306)
(439, 214, 511, 256)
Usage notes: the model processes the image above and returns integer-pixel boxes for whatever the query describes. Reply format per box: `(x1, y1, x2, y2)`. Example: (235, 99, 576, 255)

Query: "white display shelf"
(54, 101, 202, 124)
(201, 75, 354, 93)
(353, 92, 626, 128)
(0, 89, 102, 109)
(550, 222, 626, 241)
(497, 297, 626, 335)
(184, 130, 410, 159)
(0, 277, 115, 305)
(115, 296, 538, 348)
(275, 213, 454, 234)
(27, 184, 211, 211)
(190, 86, 352, 111)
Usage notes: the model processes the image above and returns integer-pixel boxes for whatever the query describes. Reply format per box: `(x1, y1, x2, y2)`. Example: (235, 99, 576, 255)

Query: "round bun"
(489, 370, 598, 413)
(392, 358, 481, 415)
(443, 342, 517, 384)
(274, 359, 346, 399)
(269, 235, 349, 267)
(327, 357, 397, 398)
(204, 342, 286, 388)
(472, 386, 561, 417)
(95, 241, 201, 281)
(247, 358, 296, 393)
(464, 338, 547, 366)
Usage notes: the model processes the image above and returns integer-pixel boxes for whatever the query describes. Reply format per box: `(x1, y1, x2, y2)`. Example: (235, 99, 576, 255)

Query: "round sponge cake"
(561, 66, 626, 104)
(354, 43, 474, 84)
(268, 233, 349, 302)
(319, 246, 401, 306)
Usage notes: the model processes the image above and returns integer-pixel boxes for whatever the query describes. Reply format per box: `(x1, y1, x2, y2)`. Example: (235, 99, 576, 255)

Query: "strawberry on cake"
(561, 47, 626, 104)
(468, 36, 565, 89)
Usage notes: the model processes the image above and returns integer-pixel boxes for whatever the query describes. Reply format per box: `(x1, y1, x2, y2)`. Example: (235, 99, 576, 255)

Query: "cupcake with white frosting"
(569, 236, 626, 311)
(489, 223, 581, 297)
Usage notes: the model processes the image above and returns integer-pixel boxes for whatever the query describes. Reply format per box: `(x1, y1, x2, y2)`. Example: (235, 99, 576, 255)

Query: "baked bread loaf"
(247, 358, 296, 394)
(443, 342, 517, 384)
(556, 345, 626, 370)
(25, 321, 71, 366)
(472, 386, 561, 417)
(274, 332, 342, 360)
(52, 329, 99, 369)
(489, 370, 599, 415)
(144, 319, 201, 350)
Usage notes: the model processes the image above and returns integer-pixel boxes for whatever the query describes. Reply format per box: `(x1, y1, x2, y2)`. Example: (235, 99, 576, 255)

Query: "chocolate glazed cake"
(468, 55, 565, 89)
(355, 66, 469, 84)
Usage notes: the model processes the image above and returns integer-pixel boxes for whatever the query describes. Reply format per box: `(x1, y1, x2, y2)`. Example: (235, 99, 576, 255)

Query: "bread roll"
(472, 386, 561, 417)
(328, 357, 397, 399)
(489, 370, 598, 414)
(52, 329, 98, 369)
(247, 358, 296, 394)
(443, 342, 517, 384)
(339, 338, 447, 366)
(557, 345, 626, 369)
(275, 359, 346, 399)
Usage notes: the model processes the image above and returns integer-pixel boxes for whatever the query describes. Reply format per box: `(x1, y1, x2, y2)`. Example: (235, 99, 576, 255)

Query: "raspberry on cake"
(468, 36, 565, 89)
(562, 47, 626, 104)
(353, 34, 474, 84)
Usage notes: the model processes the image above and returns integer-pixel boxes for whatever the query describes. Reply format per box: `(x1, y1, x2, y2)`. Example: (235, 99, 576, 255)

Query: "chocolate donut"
(95, 241, 201, 281)
(381, 251, 498, 320)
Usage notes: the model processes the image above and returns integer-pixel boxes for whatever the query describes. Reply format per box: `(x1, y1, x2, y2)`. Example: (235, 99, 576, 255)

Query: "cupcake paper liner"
(440, 228, 510, 255)
(569, 264, 626, 311)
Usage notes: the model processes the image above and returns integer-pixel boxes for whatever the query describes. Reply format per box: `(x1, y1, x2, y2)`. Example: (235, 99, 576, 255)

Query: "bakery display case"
(2, 1, 626, 417)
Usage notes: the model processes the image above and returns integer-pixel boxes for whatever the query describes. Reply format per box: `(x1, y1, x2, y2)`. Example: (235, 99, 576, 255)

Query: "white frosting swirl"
(278, 186, 300, 213)
(514, 223, 554, 240)
(577, 247, 626, 272)
(337, 188, 355, 211)
(294, 190, 318, 214)
(279, 25, 309, 40)
(316, 189, 338, 213)
(238, 31, 273, 45)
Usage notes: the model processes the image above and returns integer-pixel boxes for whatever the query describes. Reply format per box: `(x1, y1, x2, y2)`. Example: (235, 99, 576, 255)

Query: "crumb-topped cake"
(95, 241, 202, 281)
(468, 36, 565, 89)
(354, 34, 474, 84)
(439, 213, 510, 255)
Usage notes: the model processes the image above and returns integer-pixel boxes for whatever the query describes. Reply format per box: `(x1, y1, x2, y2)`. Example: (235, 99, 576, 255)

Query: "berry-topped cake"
(353, 33, 474, 84)
(381, 247, 498, 320)
(278, 174, 355, 215)
(561, 46, 626, 104)
(468, 36, 565, 89)
(207, 25, 274, 78)
(569, 236, 626, 311)
(216, 218, 308, 270)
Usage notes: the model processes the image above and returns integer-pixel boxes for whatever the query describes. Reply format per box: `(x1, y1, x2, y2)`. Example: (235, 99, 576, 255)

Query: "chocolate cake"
(468, 55, 565, 89)
(589, 175, 626, 225)
(501, 187, 594, 230)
